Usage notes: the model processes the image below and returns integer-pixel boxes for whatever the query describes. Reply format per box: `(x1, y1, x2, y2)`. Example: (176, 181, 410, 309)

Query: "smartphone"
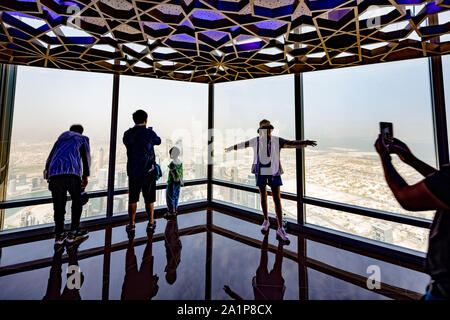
(380, 122, 394, 145)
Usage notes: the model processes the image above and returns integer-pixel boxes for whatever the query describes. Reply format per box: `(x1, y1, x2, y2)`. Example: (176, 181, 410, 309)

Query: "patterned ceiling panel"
(0, 0, 449, 83)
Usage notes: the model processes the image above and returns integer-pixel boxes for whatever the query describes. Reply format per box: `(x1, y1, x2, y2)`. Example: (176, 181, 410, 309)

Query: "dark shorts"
(128, 171, 156, 204)
(255, 175, 283, 187)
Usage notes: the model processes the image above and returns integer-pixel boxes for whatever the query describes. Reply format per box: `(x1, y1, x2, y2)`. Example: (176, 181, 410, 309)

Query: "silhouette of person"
(375, 135, 450, 299)
(223, 233, 286, 300)
(43, 242, 85, 300)
(164, 216, 182, 285)
(44, 124, 91, 245)
(123, 109, 161, 236)
(121, 235, 159, 300)
(225, 119, 317, 244)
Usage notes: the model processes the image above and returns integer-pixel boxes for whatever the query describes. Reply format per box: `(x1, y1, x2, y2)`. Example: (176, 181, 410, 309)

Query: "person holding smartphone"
(374, 130, 450, 300)
(123, 109, 161, 237)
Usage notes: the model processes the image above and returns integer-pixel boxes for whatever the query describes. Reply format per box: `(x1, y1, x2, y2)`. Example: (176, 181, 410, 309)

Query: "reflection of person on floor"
(43, 243, 84, 300)
(164, 216, 182, 285)
(121, 235, 159, 300)
(223, 233, 286, 300)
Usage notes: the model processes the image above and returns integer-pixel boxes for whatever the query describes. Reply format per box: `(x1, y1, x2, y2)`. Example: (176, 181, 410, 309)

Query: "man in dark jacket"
(44, 124, 91, 246)
(123, 109, 161, 236)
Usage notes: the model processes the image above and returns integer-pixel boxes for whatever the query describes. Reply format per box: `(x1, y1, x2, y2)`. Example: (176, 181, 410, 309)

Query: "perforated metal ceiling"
(0, 0, 449, 83)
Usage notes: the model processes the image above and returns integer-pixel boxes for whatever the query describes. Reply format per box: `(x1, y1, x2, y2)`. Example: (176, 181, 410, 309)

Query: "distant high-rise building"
(117, 171, 127, 188)
(114, 197, 126, 213)
(21, 208, 35, 227)
(65, 201, 71, 220)
(231, 168, 238, 182)
(194, 153, 204, 179)
(18, 174, 26, 186)
(247, 175, 258, 209)
(175, 138, 183, 157)
(229, 168, 239, 203)
(98, 198, 105, 214)
(28, 215, 36, 227)
(156, 189, 162, 207)
(371, 223, 394, 243)
(83, 202, 93, 218)
(98, 147, 105, 172)
(218, 166, 226, 180)
(8, 176, 16, 194)
(98, 168, 108, 189)
(20, 212, 26, 228)
(166, 138, 173, 156)
(31, 177, 39, 191)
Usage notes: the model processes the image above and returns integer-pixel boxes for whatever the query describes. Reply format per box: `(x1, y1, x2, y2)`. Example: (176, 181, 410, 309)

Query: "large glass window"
(307, 205, 429, 252)
(114, 76, 208, 213)
(213, 74, 296, 196)
(303, 58, 436, 250)
(213, 185, 297, 221)
(4, 66, 112, 230)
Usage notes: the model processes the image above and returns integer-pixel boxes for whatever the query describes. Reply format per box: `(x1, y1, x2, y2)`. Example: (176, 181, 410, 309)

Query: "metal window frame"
(207, 83, 214, 204)
(209, 53, 446, 260)
(210, 199, 426, 267)
(0, 64, 17, 231)
(211, 179, 432, 229)
(106, 73, 120, 219)
(1, 57, 447, 301)
(0, 68, 209, 233)
(295, 73, 306, 225)
(0, 45, 447, 262)
(429, 13, 449, 167)
(0, 179, 207, 211)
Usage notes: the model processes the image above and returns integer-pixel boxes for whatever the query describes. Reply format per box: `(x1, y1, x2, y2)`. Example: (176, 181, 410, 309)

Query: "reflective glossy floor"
(0, 209, 430, 300)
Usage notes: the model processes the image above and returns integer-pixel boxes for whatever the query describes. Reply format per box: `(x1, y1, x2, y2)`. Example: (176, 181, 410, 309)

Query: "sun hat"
(257, 119, 274, 133)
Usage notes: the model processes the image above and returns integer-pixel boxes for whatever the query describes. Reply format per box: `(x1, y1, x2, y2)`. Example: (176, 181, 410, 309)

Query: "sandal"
(146, 222, 156, 233)
(126, 224, 135, 237)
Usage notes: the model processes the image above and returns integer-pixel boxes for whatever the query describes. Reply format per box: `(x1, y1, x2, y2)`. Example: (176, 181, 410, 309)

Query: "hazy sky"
(10, 56, 449, 166)
(12, 67, 113, 142)
(214, 57, 439, 164)
(303, 57, 436, 163)
(117, 74, 207, 142)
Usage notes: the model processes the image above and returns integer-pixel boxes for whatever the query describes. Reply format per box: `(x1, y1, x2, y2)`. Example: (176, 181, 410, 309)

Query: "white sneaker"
(276, 227, 290, 245)
(260, 219, 270, 233)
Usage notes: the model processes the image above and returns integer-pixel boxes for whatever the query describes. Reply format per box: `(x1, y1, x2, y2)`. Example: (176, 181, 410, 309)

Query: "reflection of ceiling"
(0, 0, 449, 83)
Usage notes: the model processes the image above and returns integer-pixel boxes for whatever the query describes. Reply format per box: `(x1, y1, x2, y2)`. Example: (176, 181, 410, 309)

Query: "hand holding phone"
(380, 122, 394, 146)
(389, 138, 413, 163)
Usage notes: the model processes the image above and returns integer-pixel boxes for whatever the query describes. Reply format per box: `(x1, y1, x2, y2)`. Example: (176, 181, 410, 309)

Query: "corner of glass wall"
(3, 66, 113, 231)
(442, 54, 450, 152)
(303, 58, 437, 252)
(113, 75, 208, 215)
(212, 74, 297, 220)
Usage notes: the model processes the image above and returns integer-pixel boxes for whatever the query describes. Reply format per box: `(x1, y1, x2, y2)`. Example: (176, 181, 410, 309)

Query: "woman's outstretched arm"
(283, 140, 317, 149)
